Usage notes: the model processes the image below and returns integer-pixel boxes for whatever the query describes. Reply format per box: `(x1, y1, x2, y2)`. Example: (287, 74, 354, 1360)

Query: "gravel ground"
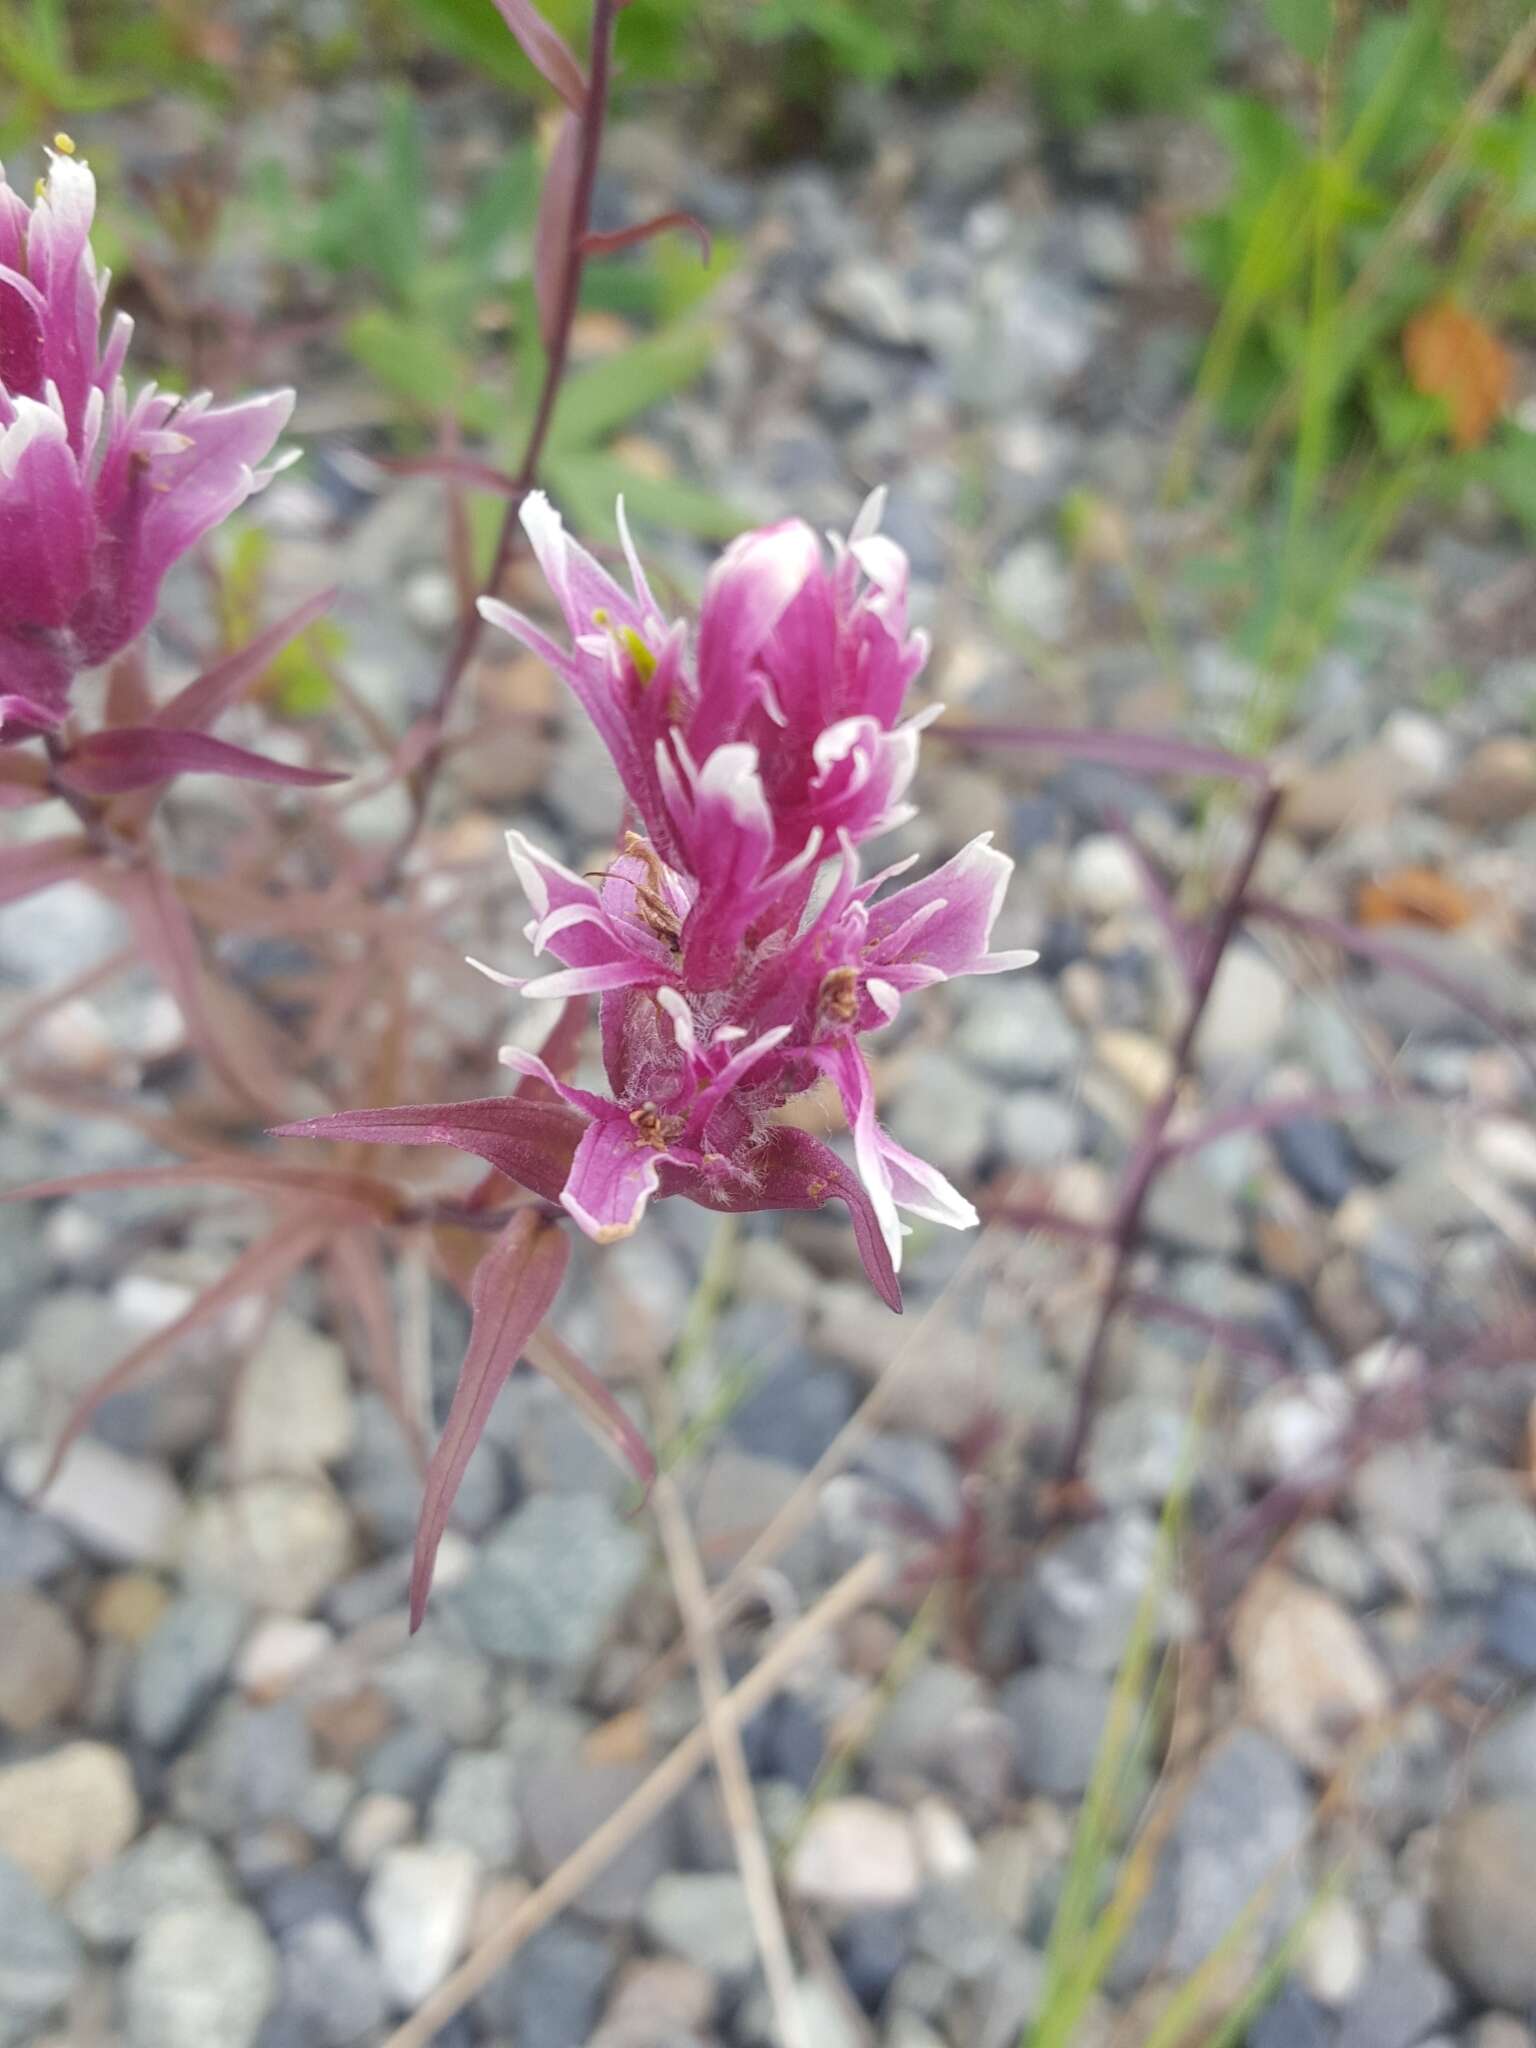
(3, 75, 1536, 2048)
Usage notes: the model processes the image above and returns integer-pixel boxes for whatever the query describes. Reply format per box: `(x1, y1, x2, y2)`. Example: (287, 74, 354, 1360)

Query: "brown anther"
(819, 966, 859, 1024)
(621, 834, 682, 951)
(629, 1104, 669, 1149)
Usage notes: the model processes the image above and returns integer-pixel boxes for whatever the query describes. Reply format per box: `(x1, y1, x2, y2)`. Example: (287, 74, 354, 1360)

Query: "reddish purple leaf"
(491, 0, 587, 109)
(272, 1095, 586, 1206)
(111, 865, 294, 1120)
(34, 1212, 330, 1494)
(412, 1212, 571, 1628)
(1158, 1086, 1399, 1160)
(330, 1230, 427, 1471)
(1245, 895, 1536, 1086)
(152, 589, 338, 734)
(0, 834, 91, 906)
(56, 727, 347, 795)
(668, 1126, 903, 1314)
(933, 722, 1272, 788)
(1, 1158, 397, 1216)
(1118, 1288, 1289, 1368)
(581, 212, 711, 265)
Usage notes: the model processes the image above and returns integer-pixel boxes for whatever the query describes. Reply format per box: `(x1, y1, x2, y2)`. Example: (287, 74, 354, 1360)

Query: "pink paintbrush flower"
(480, 488, 930, 869)
(291, 499, 1035, 1301)
(0, 149, 293, 742)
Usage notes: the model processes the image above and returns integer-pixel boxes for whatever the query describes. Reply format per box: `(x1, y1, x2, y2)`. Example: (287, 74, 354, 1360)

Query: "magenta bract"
(0, 151, 293, 741)
(292, 492, 1034, 1305)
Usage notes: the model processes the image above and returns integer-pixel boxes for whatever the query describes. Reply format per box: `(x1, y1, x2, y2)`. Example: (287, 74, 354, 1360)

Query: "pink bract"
(290, 492, 1035, 1306)
(0, 150, 293, 741)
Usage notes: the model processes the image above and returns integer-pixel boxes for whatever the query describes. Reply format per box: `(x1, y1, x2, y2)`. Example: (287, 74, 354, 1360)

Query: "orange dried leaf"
(1403, 298, 1513, 450)
(1355, 866, 1480, 931)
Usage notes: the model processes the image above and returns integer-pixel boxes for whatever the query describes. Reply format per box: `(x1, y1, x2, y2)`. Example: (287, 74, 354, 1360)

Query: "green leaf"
(396, 0, 555, 92)
(543, 451, 744, 541)
(1364, 359, 1448, 456)
(547, 320, 720, 451)
(399, 0, 694, 89)
(1265, 0, 1332, 64)
(1474, 426, 1536, 542)
(1342, 5, 1458, 180)
(1203, 92, 1308, 198)
(343, 309, 500, 433)
(652, 230, 739, 322)
(458, 140, 540, 268)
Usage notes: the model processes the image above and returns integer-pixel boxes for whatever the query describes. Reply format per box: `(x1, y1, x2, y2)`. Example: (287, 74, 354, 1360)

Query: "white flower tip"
(584, 1214, 642, 1246)
(697, 741, 770, 826)
(848, 484, 888, 545)
(503, 828, 552, 917)
(465, 954, 523, 990)
(519, 490, 564, 568)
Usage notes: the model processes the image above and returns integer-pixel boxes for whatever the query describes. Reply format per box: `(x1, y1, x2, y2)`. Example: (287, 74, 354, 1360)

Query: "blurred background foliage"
(1, 0, 1532, 743)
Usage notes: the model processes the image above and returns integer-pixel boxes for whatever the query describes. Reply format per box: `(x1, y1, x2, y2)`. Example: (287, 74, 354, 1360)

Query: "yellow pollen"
(53, 133, 77, 156)
(619, 625, 656, 684)
(592, 607, 609, 626)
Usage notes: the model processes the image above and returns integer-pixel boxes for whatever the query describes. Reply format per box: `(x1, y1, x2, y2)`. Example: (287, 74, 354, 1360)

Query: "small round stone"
(124, 1902, 278, 2048)
(0, 1586, 85, 1734)
(1434, 1799, 1536, 2009)
(786, 1798, 922, 1913)
(0, 1741, 139, 1899)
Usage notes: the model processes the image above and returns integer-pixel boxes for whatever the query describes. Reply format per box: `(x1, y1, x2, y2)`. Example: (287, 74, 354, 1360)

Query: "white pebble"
(363, 1844, 479, 2007)
(1068, 834, 1143, 918)
(787, 1797, 922, 1912)
(7, 1438, 184, 1567)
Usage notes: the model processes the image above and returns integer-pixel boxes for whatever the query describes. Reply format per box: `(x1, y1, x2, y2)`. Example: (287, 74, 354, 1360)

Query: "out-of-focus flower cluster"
(473, 492, 1035, 1297)
(0, 146, 292, 742)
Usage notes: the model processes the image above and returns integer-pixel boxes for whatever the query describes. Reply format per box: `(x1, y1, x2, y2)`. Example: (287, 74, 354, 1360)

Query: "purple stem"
(1155, 1084, 1400, 1161)
(384, 0, 619, 874)
(1104, 805, 1202, 990)
(933, 722, 1273, 787)
(1057, 779, 1286, 1484)
(1118, 1288, 1292, 1370)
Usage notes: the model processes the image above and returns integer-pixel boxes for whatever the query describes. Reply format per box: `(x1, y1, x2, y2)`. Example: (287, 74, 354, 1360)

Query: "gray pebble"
(641, 1871, 758, 1981)
(0, 1852, 82, 2043)
(1021, 1515, 1157, 1674)
(168, 1698, 312, 1838)
(1000, 1668, 1114, 1799)
(130, 1590, 249, 1751)
(1470, 1696, 1536, 1801)
(125, 1901, 278, 2048)
(474, 1922, 614, 2047)
(279, 1916, 387, 2048)
(955, 980, 1082, 1087)
(1334, 1955, 1457, 2048)
(522, 1762, 677, 1924)
(884, 1047, 997, 1183)
(454, 1494, 647, 1670)
(67, 1825, 232, 1948)
(429, 1750, 522, 1869)
(1434, 1798, 1536, 2009)
(1129, 1730, 1309, 1981)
